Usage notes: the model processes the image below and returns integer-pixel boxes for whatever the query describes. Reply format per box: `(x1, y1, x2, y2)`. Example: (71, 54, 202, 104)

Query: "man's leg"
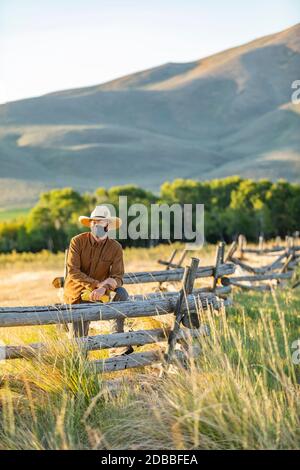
(72, 317, 90, 337)
(109, 286, 133, 357)
(75, 288, 128, 340)
(68, 299, 90, 338)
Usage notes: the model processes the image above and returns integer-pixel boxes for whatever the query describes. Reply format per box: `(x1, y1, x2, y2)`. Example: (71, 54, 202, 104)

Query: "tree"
(265, 180, 297, 236)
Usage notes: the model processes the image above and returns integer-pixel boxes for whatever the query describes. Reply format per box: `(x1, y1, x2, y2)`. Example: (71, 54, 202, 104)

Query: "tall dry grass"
(0, 283, 299, 449)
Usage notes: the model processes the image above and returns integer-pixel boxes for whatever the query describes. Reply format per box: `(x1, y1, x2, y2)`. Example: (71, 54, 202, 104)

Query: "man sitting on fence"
(63, 205, 133, 357)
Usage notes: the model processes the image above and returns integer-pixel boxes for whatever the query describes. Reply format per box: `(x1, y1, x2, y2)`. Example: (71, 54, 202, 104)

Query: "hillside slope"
(0, 23, 299, 207)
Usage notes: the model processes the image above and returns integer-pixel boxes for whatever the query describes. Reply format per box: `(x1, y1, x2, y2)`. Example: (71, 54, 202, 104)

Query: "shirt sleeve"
(66, 237, 99, 290)
(110, 245, 125, 288)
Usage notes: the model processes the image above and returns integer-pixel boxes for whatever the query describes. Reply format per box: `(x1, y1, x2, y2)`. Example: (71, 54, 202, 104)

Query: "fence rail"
(1, 327, 209, 360)
(52, 263, 234, 288)
(0, 291, 225, 328)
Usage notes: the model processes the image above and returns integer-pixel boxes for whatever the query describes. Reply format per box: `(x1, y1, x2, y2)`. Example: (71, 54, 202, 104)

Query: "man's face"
(90, 219, 108, 239)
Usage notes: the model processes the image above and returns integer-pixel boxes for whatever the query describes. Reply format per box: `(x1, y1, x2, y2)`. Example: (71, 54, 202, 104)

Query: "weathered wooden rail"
(3, 326, 209, 361)
(52, 263, 234, 288)
(0, 291, 228, 328)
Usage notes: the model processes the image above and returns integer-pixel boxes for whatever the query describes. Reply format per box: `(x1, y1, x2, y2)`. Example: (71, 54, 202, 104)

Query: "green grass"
(0, 207, 31, 222)
(0, 280, 299, 450)
(0, 249, 65, 269)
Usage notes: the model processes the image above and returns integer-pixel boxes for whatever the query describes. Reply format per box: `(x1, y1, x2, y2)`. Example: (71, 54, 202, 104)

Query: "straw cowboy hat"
(79, 205, 122, 230)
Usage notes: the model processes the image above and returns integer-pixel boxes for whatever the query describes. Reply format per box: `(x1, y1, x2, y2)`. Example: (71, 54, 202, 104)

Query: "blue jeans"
(109, 287, 133, 357)
(110, 286, 129, 334)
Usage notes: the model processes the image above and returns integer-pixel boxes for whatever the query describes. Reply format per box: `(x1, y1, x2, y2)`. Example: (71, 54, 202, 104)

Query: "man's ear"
(104, 224, 109, 232)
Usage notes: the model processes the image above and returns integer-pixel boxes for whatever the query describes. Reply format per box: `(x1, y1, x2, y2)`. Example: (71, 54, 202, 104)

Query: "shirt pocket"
(99, 259, 112, 266)
(97, 260, 112, 275)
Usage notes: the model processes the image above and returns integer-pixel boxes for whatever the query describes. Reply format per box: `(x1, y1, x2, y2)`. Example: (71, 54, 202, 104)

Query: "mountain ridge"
(0, 23, 299, 207)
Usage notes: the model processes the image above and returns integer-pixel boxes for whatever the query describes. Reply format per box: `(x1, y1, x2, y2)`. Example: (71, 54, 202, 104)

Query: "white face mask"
(91, 224, 107, 238)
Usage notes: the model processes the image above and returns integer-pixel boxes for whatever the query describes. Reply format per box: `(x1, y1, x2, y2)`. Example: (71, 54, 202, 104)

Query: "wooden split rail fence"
(235, 233, 300, 258)
(157, 235, 300, 293)
(0, 255, 235, 372)
(223, 234, 300, 292)
(3, 235, 297, 372)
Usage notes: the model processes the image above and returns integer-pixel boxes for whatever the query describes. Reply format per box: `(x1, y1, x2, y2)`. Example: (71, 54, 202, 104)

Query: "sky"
(0, 0, 299, 104)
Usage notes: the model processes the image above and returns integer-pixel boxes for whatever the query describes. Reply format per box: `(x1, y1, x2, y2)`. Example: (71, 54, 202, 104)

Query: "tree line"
(0, 176, 299, 253)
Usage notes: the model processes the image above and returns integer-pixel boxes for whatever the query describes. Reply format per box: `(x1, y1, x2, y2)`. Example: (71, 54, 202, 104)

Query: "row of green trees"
(0, 176, 299, 253)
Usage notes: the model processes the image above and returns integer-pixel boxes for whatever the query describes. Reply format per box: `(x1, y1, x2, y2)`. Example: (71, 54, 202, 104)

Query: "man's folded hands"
(89, 286, 107, 301)
(97, 277, 118, 290)
(89, 277, 118, 301)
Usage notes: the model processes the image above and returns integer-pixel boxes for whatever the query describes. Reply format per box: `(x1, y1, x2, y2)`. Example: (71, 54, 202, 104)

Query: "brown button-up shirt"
(63, 232, 124, 304)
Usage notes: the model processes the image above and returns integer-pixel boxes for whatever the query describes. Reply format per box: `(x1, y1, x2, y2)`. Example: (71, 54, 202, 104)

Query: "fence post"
(177, 249, 188, 268)
(212, 242, 225, 291)
(237, 234, 246, 259)
(285, 235, 290, 249)
(164, 258, 199, 365)
(279, 253, 294, 274)
(258, 235, 264, 252)
(158, 249, 177, 289)
(288, 236, 295, 250)
(181, 258, 201, 329)
(224, 240, 237, 263)
(166, 249, 178, 270)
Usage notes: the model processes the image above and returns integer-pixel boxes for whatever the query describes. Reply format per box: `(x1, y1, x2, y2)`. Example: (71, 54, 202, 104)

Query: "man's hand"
(90, 286, 107, 301)
(96, 278, 118, 291)
(104, 277, 118, 290)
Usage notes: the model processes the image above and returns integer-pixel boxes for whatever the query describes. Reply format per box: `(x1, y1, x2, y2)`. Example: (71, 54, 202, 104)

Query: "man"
(63, 205, 133, 357)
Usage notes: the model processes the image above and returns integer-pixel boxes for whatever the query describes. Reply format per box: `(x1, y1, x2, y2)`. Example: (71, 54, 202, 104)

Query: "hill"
(0, 23, 299, 207)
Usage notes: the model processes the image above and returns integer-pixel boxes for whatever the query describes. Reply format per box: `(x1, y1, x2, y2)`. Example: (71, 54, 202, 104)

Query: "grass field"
(0, 207, 31, 222)
(0, 244, 299, 450)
